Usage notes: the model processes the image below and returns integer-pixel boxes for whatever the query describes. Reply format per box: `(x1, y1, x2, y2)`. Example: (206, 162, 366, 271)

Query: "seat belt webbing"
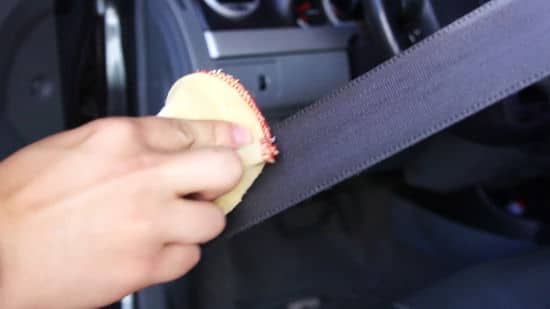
(221, 0, 550, 240)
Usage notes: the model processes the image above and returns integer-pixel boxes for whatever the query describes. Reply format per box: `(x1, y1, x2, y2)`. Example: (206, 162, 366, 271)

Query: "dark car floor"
(137, 175, 541, 309)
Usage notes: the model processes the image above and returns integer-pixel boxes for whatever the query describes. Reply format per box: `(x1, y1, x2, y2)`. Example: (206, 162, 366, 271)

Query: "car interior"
(1, 0, 550, 308)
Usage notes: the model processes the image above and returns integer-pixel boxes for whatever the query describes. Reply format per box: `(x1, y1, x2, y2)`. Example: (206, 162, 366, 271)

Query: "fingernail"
(232, 125, 251, 146)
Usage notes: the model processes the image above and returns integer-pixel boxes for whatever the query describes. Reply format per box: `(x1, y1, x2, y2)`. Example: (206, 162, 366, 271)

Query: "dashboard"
(133, 0, 361, 119)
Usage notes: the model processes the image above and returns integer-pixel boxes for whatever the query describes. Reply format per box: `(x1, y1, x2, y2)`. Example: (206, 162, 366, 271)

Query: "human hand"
(0, 117, 248, 308)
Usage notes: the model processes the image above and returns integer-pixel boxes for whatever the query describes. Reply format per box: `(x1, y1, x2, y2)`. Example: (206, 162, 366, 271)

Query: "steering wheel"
(361, 0, 440, 59)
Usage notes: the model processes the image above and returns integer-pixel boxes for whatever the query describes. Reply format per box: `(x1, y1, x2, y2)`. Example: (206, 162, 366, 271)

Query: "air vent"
(203, 0, 260, 20)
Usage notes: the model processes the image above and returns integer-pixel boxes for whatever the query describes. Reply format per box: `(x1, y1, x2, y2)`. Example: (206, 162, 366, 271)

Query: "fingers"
(150, 244, 201, 284)
(29, 117, 252, 153)
(136, 117, 251, 151)
(157, 147, 244, 200)
(159, 200, 225, 244)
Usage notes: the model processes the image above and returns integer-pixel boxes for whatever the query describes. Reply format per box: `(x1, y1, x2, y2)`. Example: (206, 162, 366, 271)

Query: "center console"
(133, 0, 360, 118)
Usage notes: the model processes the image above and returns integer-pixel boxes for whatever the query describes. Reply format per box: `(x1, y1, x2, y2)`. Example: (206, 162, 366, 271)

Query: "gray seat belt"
(219, 0, 550, 241)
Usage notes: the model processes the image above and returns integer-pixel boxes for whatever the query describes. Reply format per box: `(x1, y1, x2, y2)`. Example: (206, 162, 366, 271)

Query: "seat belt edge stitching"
(228, 68, 550, 238)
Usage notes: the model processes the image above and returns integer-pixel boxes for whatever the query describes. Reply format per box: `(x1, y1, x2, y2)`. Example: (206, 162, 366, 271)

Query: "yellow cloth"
(158, 71, 272, 214)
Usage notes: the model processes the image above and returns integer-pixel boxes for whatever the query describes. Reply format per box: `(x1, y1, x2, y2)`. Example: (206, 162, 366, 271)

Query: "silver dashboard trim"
(98, 0, 128, 115)
(204, 26, 357, 59)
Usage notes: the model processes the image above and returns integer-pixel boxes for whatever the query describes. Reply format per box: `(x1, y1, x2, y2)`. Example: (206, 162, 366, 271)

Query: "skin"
(0, 117, 250, 309)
